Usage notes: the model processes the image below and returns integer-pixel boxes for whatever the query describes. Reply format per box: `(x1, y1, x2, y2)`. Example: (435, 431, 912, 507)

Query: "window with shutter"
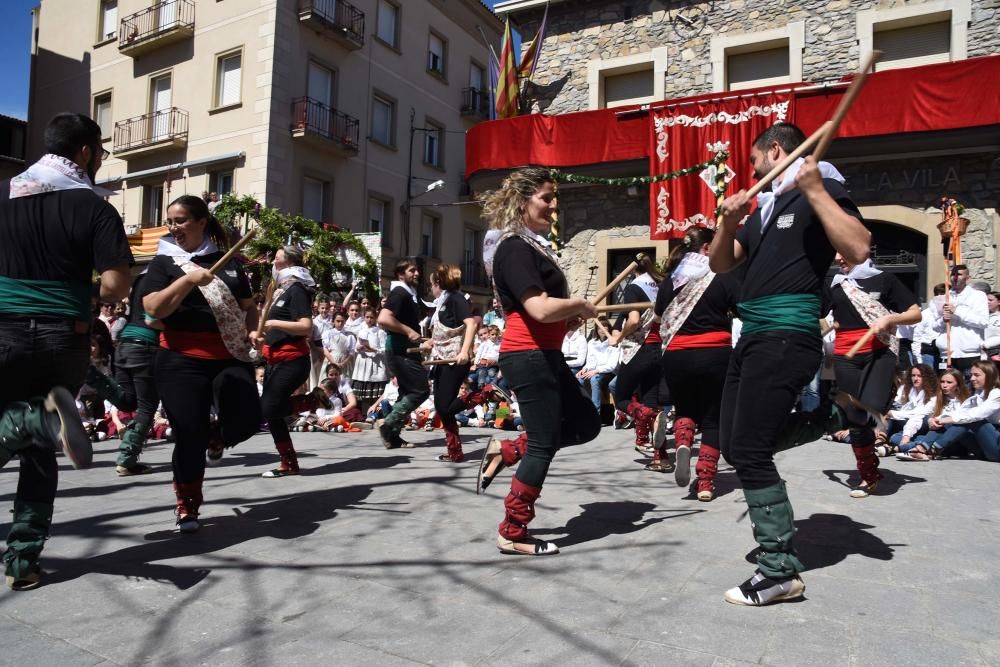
(303, 176, 327, 222)
(603, 69, 654, 108)
(428, 33, 446, 75)
(376, 0, 399, 48)
(726, 45, 790, 91)
(423, 122, 443, 167)
(94, 93, 113, 139)
(216, 53, 242, 108)
(100, 1, 117, 41)
(875, 20, 951, 70)
(372, 95, 394, 146)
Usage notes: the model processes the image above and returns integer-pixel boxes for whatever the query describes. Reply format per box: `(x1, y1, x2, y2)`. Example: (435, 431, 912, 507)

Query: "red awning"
(466, 55, 1000, 178)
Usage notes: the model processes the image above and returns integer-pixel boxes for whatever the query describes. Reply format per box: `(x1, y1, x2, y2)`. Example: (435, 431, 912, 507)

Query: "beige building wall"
(28, 0, 501, 301)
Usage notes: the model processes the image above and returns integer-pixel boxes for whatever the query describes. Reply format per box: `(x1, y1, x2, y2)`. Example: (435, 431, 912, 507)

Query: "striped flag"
(518, 1, 549, 80)
(487, 49, 500, 121)
(495, 18, 520, 119)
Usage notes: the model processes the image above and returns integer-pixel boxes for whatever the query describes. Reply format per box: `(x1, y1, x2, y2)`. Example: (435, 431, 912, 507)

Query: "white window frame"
(587, 47, 668, 110)
(428, 31, 447, 77)
(302, 175, 329, 223)
(99, 0, 118, 42)
(368, 194, 392, 247)
(371, 93, 395, 147)
(710, 22, 804, 92)
(375, 0, 400, 49)
(857, 1, 969, 72)
(420, 212, 440, 258)
(214, 49, 243, 110)
(93, 91, 113, 140)
(423, 120, 444, 168)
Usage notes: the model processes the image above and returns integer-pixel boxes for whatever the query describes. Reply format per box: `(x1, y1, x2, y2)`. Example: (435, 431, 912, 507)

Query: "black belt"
(120, 337, 159, 347)
(0, 313, 89, 333)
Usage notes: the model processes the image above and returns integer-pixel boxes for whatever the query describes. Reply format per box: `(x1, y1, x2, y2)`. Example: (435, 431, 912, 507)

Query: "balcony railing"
(119, 0, 195, 56)
(113, 108, 189, 155)
(290, 97, 360, 153)
(298, 0, 364, 49)
(461, 88, 490, 119)
(463, 261, 491, 289)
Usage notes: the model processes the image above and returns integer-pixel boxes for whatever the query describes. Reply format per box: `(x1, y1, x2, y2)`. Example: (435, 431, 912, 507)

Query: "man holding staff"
(710, 122, 871, 606)
(377, 259, 428, 449)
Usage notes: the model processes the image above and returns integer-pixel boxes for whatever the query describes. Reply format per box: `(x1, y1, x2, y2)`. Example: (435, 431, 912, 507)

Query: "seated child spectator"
(577, 323, 619, 410)
(470, 325, 501, 390)
(876, 364, 937, 455)
(897, 368, 969, 460)
(366, 377, 400, 423)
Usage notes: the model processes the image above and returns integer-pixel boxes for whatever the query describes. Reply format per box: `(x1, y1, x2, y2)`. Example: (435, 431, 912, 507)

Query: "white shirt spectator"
(950, 387, 1000, 426)
(912, 303, 940, 348)
(933, 286, 989, 359)
(584, 338, 620, 374)
(474, 338, 500, 365)
(312, 313, 332, 342)
(322, 327, 356, 365)
(561, 329, 588, 370)
(343, 315, 367, 338)
(887, 387, 928, 421)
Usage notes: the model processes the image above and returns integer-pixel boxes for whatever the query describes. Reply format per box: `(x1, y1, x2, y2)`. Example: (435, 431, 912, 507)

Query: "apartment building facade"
(27, 0, 501, 299)
(474, 0, 1000, 302)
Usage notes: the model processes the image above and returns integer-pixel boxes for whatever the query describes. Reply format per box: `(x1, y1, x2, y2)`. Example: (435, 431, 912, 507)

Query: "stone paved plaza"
(0, 425, 997, 665)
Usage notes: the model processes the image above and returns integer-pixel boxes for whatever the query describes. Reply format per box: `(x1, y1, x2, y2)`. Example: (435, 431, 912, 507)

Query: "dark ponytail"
(169, 194, 231, 250)
(665, 227, 715, 276)
(636, 252, 664, 284)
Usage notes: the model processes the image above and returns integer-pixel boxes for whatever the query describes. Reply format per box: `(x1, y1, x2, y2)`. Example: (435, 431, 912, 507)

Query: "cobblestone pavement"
(0, 425, 997, 665)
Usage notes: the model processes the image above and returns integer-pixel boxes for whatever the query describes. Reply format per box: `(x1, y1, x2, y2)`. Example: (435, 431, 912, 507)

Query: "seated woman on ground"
(896, 368, 969, 460)
(876, 363, 937, 455)
(899, 361, 1000, 461)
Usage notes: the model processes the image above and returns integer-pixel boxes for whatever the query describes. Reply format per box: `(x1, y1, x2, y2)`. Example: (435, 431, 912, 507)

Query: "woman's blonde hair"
(481, 167, 555, 233)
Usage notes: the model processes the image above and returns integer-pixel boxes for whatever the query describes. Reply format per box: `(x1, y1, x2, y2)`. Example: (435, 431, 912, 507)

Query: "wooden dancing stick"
(406, 346, 427, 354)
(595, 301, 654, 314)
(812, 50, 883, 162)
(255, 280, 275, 338)
(744, 121, 832, 200)
(845, 327, 876, 359)
(208, 228, 257, 276)
(422, 357, 460, 367)
(591, 253, 648, 306)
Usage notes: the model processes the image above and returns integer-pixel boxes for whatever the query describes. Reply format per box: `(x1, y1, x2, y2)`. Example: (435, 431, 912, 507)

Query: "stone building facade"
(492, 0, 1000, 300)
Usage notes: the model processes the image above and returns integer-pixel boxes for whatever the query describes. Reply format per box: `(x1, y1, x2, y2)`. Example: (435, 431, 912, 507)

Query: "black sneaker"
(724, 570, 805, 606)
(176, 514, 200, 534)
(5, 565, 42, 591)
(378, 421, 401, 449)
(206, 444, 224, 465)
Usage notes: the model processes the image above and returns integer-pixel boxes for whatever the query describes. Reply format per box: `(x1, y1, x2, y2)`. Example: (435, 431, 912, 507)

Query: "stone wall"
(516, 0, 1000, 115)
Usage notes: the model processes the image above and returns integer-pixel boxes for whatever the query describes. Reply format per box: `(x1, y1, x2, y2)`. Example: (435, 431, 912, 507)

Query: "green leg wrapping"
(774, 403, 846, 454)
(382, 394, 420, 437)
(3, 500, 53, 580)
(116, 420, 150, 467)
(85, 365, 127, 409)
(745, 481, 804, 578)
(0, 401, 54, 468)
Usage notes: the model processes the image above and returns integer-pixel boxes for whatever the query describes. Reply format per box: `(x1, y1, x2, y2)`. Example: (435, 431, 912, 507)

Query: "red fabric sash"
(499, 311, 566, 352)
(834, 327, 886, 357)
(160, 330, 232, 360)
(262, 339, 310, 363)
(666, 330, 732, 351)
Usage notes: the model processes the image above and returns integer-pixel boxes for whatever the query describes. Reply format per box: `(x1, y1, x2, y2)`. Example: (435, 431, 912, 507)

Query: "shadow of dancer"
(545, 501, 704, 549)
(822, 467, 926, 496)
(746, 512, 899, 572)
(40, 456, 412, 589)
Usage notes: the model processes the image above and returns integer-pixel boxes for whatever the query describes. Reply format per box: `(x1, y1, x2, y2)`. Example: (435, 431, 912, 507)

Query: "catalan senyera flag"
(495, 18, 520, 120)
(518, 1, 549, 80)
(128, 225, 170, 258)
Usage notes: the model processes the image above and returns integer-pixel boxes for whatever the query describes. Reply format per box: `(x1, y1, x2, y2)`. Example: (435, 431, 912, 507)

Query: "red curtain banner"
(648, 92, 793, 240)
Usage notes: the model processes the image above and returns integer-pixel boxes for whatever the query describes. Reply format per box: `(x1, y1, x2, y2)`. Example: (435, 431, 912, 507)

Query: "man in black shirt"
(376, 258, 429, 448)
(710, 122, 870, 607)
(0, 113, 133, 590)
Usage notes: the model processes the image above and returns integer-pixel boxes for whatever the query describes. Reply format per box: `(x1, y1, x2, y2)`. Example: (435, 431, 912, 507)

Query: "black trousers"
(0, 318, 89, 504)
(613, 343, 662, 412)
(662, 345, 730, 445)
(432, 362, 471, 429)
(114, 339, 160, 428)
(155, 348, 260, 483)
(261, 354, 311, 445)
(720, 332, 822, 490)
(385, 350, 430, 405)
(499, 349, 601, 488)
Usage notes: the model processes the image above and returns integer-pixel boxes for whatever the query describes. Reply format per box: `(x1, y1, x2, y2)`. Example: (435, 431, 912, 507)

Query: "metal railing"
(298, 0, 365, 46)
(291, 97, 360, 151)
(113, 108, 189, 153)
(463, 261, 491, 288)
(461, 87, 490, 118)
(119, 0, 195, 50)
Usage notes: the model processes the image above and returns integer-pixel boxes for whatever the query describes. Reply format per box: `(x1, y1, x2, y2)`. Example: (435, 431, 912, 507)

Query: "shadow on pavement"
(821, 467, 926, 496)
(539, 501, 704, 548)
(745, 512, 898, 572)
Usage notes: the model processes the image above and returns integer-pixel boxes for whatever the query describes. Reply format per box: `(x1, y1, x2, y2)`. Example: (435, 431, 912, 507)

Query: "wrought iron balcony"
(460, 88, 490, 120)
(119, 0, 194, 57)
(290, 97, 360, 154)
(298, 0, 364, 50)
(463, 261, 491, 289)
(113, 108, 189, 156)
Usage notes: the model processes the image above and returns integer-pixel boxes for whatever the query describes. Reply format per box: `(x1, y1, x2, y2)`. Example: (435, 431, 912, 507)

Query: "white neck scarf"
(631, 272, 659, 302)
(830, 258, 882, 288)
(390, 280, 417, 303)
(671, 252, 711, 290)
(756, 158, 845, 231)
(156, 235, 219, 262)
(275, 265, 315, 289)
(10, 154, 114, 199)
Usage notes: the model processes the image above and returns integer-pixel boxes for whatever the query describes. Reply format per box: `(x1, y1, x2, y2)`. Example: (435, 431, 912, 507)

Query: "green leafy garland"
(213, 194, 379, 296)
(549, 152, 728, 190)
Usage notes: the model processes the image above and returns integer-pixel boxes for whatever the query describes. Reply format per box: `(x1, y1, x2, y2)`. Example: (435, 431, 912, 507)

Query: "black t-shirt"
(384, 285, 421, 352)
(492, 237, 568, 315)
(613, 283, 653, 330)
(123, 272, 156, 332)
(0, 181, 133, 283)
(735, 179, 862, 302)
(656, 271, 740, 335)
(265, 282, 313, 346)
(437, 291, 472, 328)
(141, 252, 252, 333)
(825, 272, 917, 331)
